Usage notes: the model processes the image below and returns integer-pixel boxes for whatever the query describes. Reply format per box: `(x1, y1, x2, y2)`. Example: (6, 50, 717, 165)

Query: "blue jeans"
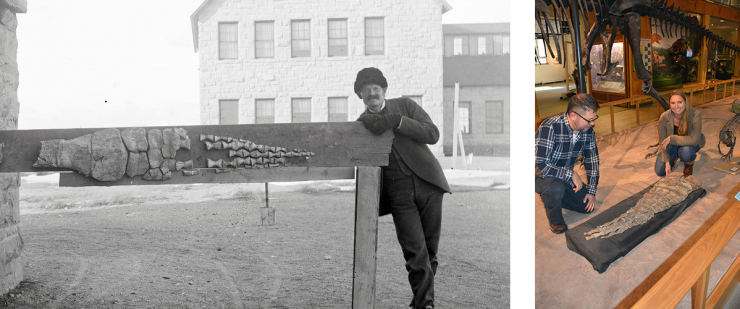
(383, 172, 443, 309)
(535, 177, 591, 225)
(654, 145, 700, 176)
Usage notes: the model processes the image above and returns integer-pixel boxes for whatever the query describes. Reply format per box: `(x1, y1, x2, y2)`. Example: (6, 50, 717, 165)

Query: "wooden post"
(691, 267, 710, 309)
(724, 81, 728, 98)
(610, 105, 615, 134)
(635, 98, 640, 125)
(452, 83, 459, 169)
(260, 182, 275, 226)
(352, 166, 380, 309)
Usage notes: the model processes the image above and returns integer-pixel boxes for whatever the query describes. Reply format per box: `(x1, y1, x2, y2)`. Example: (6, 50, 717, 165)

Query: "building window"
(495, 34, 510, 55)
(453, 35, 468, 55)
(219, 22, 238, 60)
(291, 20, 311, 57)
(536, 39, 548, 64)
(255, 21, 274, 58)
(365, 18, 384, 55)
(328, 19, 348, 57)
(458, 101, 471, 134)
(255, 99, 275, 123)
(292, 98, 311, 123)
(478, 36, 487, 55)
(219, 100, 239, 124)
(486, 101, 504, 133)
(328, 97, 348, 122)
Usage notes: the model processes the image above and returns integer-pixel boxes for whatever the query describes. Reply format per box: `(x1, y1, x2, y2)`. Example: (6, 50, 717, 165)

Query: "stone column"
(0, 0, 25, 295)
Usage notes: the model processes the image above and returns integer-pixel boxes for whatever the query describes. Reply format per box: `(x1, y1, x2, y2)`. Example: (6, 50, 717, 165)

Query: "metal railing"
(535, 77, 740, 136)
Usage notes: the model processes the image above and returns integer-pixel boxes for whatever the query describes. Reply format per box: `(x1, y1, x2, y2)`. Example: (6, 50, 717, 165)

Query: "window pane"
(478, 36, 486, 55)
(458, 102, 471, 134)
(256, 22, 274, 58)
(486, 101, 503, 133)
(219, 23, 238, 60)
(292, 98, 311, 123)
(256, 99, 275, 124)
(292, 20, 311, 57)
(454, 37, 463, 55)
(536, 39, 547, 64)
(328, 19, 347, 57)
(502, 34, 510, 54)
(494, 34, 503, 55)
(328, 97, 348, 122)
(219, 100, 239, 124)
(365, 18, 384, 55)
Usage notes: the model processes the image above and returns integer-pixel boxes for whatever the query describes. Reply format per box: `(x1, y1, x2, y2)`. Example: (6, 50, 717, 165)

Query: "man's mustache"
(365, 95, 380, 100)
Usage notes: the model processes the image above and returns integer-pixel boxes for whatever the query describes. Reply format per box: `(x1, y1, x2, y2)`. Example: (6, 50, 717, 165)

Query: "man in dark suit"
(355, 67, 450, 309)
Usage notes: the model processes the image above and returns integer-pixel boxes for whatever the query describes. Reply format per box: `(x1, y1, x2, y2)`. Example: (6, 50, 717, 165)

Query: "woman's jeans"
(654, 145, 700, 176)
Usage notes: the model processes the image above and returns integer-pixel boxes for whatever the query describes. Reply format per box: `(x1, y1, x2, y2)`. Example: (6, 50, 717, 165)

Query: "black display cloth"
(566, 182, 707, 273)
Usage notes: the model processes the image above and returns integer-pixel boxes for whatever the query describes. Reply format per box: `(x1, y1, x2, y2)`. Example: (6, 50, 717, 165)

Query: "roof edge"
(190, 0, 213, 53)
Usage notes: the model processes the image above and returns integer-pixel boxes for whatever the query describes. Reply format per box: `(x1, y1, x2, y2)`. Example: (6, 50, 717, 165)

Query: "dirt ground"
(0, 177, 508, 308)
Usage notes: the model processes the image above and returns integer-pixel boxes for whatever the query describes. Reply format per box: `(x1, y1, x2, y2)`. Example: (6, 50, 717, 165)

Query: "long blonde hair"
(670, 90, 690, 136)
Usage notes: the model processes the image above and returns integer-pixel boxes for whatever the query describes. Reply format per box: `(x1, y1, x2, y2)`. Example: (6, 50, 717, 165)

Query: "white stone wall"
(0, 0, 25, 296)
(195, 0, 446, 155)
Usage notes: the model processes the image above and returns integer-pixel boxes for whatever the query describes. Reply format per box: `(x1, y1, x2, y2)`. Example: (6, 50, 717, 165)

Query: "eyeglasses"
(573, 111, 598, 123)
(361, 86, 384, 95)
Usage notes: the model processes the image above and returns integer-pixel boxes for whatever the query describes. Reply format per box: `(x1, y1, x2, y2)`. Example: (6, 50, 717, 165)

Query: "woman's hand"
(665, 161, 671, 174)
(661, 136, 671, 151)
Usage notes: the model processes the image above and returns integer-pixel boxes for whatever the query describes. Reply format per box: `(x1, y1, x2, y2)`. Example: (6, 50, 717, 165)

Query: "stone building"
(0, 0, 25, 295)
(442, 23, 510, 156)
(190, 0, 452, 155)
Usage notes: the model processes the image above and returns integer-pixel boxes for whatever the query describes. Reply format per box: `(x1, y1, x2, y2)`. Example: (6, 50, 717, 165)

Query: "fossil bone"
(583, 172, 702, 240)
(34, 127, 191, 181)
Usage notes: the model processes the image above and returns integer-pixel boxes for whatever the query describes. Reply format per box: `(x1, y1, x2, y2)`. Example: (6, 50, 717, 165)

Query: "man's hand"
(572, 171, 584, 192)
(665, 161, 672, 174)
(660, 136, 671, 151)
(583, 194, 596, 212)
(369, 113, 403, 135)
(357, 114, 381, 130)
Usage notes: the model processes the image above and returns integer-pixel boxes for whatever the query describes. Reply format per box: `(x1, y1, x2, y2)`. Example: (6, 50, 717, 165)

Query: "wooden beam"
(352, 166, 380, 309)
(59, 167, 356, 187)
(0, 122, 392, 174)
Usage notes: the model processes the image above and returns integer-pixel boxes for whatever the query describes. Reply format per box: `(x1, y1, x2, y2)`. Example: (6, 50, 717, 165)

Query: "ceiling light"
(721, 20, 725, 22)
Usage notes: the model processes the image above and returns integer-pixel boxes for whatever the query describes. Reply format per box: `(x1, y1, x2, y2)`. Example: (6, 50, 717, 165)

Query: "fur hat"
(353, 67, 387, 98)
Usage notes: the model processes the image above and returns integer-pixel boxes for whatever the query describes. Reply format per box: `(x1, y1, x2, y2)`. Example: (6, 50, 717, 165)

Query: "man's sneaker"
(550, 222, 568, 234)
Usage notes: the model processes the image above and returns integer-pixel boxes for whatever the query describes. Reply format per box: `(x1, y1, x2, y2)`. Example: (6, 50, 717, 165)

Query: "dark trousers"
(535, 177, 590, 225)
(383, 172, 443, 309)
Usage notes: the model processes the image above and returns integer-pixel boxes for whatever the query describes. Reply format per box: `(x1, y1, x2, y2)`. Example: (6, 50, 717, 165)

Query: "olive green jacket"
(657, 106, 705, 163)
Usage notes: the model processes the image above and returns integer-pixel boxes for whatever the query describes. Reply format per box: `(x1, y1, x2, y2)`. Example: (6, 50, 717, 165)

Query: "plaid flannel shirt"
(535, 113, 599, 196)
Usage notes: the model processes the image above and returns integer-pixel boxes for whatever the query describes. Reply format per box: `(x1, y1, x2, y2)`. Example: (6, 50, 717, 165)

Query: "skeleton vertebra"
(201, 134, 314, 169)
(584, 172, 701, 240)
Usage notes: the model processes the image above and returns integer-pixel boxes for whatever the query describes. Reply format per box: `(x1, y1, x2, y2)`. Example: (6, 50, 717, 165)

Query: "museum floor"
(535, 95, 740, 309)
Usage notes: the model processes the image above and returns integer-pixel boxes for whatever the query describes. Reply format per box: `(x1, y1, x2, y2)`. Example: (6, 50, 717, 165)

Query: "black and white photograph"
(0, 0, 510, 308)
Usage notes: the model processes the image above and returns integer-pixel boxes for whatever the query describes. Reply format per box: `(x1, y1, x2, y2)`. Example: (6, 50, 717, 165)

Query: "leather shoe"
(550, 222, 568, 234)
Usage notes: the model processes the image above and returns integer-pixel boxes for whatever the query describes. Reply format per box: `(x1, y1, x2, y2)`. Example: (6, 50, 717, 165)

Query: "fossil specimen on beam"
(33, 128, 193, 182)
(201, 134, 314, 169)
(583, 172, 702, 240)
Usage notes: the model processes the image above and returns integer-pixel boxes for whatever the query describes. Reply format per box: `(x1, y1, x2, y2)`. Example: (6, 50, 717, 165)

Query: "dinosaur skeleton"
(719, 100, 740, 161)
(536, 0, 740, 111)
(584, 171, 701, 240)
